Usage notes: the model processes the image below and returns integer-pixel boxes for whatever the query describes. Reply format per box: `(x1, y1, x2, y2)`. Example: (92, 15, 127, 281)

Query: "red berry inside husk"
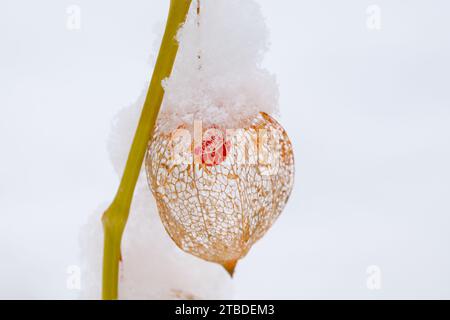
(200, 127, 229, 166)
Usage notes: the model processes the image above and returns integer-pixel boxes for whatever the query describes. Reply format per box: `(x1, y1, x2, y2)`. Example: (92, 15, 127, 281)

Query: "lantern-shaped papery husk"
(145, 112, 294, 275)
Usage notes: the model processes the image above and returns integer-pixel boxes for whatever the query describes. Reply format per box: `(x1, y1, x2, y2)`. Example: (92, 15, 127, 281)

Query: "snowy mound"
(160, 0, 278, 131)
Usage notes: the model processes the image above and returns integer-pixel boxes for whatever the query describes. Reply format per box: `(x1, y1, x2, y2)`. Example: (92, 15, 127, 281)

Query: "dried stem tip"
(222, 260, 238, 278)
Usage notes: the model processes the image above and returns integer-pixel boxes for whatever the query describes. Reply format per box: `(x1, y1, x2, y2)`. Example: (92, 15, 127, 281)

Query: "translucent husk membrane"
(145, 112, 294, 274)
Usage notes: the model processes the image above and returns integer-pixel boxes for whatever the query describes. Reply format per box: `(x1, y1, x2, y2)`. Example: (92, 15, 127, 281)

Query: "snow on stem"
(101, 0, 192, 300)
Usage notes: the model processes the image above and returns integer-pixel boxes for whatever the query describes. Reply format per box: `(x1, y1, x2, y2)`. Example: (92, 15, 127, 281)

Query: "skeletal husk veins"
(145, 112, 294, 276)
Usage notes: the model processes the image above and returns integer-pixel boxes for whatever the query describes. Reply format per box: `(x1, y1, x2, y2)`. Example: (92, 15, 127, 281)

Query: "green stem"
(102, 0, 192, 300)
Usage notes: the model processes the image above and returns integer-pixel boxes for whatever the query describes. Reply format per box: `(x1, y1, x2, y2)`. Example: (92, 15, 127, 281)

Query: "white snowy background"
(1, 0, 450, 299)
